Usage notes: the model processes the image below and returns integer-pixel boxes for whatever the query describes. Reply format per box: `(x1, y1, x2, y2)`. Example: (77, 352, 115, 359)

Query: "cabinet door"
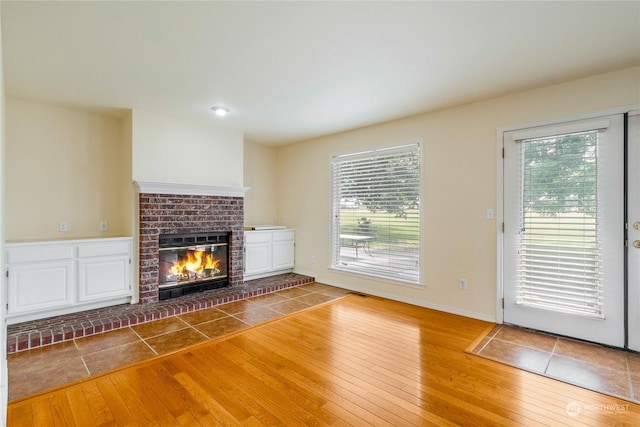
(272, 230, 295, 270)
(77, 255, 131, 302)
(245, 242, 272, 275)
(8, 261, 74, 315)
(272, 240, 294, 270)
(77, 241, 132, 302)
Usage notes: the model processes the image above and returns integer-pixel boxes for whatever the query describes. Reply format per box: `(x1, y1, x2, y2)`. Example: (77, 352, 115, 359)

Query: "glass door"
(503, 115, 625, 347)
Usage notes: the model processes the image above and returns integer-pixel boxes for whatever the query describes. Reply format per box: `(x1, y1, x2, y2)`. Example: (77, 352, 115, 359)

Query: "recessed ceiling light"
(211, 106, 230, 117)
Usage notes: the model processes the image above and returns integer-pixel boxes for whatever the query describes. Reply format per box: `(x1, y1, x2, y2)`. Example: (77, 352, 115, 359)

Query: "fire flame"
(169, 250, 220, 277)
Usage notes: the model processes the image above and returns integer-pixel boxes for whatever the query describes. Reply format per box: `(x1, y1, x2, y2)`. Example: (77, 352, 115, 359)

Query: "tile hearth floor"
(471, 324, 640, 404)
(7, 273, 315, 354)
(9, 279, 351, 401)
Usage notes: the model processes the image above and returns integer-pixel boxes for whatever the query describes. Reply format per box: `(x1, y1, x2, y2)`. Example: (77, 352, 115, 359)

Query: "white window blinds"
(516, 130, 603, 317)
(331, 143, 421, 284)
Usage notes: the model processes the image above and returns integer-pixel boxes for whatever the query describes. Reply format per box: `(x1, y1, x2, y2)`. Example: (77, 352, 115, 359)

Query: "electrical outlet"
(59, 222, 68, 232)
(459, 278, 468, 290)
(99, 221, 108, 232)
(311, 256, 316, 264)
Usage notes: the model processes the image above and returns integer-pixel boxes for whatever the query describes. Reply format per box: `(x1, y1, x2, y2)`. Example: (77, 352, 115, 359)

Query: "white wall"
(277, 66, 640, 322)
(243, 141, 278, 226)
(131, 109, 243, 187)
(120, 111, 133, 237)
(4, 104, 242, 241)
(5, 99, 131, 241)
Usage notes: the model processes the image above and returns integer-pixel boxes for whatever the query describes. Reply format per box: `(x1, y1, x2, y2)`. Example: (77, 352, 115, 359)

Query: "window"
(331, 143, 421, 284)
(517, 130, 603, 317)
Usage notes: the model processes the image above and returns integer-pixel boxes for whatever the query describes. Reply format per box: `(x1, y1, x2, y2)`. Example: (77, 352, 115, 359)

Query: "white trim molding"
(315, 274, 496, 323)
(134, 180, 250, 197)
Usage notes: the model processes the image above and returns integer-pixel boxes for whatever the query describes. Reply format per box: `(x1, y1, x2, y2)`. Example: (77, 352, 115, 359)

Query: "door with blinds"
(503, 115, 625, 347)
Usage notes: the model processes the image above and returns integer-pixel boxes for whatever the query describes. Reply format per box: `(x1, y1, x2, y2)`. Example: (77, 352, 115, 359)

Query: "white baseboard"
(300, 270, 496, 323)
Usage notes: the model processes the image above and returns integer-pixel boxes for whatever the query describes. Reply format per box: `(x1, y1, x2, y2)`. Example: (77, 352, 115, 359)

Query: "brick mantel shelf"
(134, 181, 250, 304)
(134, 181, 250, 198)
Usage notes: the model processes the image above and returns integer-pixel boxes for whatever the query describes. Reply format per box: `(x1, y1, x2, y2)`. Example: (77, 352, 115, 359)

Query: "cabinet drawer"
(273, 230, 295, 241)
(78, 241, 131, 258)
(8, 244, 73, 264)
(245, 231, 272, 243)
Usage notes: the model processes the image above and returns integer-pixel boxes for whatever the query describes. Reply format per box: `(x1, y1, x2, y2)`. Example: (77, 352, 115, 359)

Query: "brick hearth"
(139, 192, 244, 304)
(7, 273, 315, 354)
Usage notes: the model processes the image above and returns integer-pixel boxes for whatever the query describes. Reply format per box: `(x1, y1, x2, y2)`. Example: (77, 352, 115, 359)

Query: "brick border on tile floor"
(7, 273, 314, 354)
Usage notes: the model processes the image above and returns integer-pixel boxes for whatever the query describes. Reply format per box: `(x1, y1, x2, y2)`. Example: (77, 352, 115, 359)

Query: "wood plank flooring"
(7, 283, 343, 401)
(8, 295, 640, 426)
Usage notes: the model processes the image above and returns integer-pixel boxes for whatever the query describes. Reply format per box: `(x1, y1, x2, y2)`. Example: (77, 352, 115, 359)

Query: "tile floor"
(7, 273, 315, 353)
(471, 324, 640, 404)
(8, 282, 351, 402)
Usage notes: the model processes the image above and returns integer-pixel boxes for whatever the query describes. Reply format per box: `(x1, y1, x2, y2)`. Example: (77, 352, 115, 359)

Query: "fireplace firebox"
(158, 231, 229, 300)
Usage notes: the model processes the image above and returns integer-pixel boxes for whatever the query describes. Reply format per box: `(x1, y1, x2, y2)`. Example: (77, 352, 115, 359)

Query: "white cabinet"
(244, 232, 273, 277)
(244, 229, 295, 281)
(77, 240, 132, 303)
(8, 260, 74, 314)
(272, 230, 295, 270)
(6, 238, 133, 324)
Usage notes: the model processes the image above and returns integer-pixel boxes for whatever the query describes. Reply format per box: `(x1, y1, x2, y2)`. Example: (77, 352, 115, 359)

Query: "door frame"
(496, 105, 640, 332)
(627, 111, 640, 351)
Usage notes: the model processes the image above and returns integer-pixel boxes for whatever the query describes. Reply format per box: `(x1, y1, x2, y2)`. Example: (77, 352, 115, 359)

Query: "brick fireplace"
(135, 182, 249, 304)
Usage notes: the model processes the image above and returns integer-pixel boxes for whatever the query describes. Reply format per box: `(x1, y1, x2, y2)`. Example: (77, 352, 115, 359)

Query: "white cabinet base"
(244, 229, 295, 281)
(7, 237, 133, 325)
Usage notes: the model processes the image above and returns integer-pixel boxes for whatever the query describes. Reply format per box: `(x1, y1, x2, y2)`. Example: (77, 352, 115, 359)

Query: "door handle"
(635, 240, 640, 249)
(635, 222, 640, 230)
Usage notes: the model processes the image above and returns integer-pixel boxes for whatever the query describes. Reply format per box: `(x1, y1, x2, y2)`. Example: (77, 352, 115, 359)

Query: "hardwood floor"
(7, 294, 640, 426)
(7, 282, 342, 401)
